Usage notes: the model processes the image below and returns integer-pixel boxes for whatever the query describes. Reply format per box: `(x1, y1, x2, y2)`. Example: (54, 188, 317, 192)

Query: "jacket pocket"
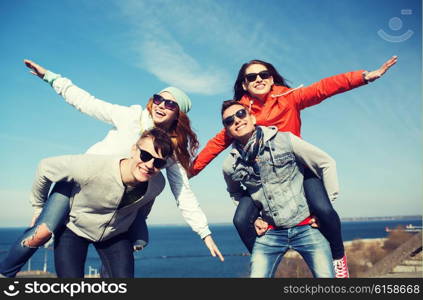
(269, 152, 296, 182)
(72, 212, 105, 241)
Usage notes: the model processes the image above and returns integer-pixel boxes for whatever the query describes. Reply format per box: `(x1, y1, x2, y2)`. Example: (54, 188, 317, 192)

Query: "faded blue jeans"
(0, 182, 71, 277)
(0, 181, 149, 278)
(234, 168, 345, 259)
(250, 225, 335, 278)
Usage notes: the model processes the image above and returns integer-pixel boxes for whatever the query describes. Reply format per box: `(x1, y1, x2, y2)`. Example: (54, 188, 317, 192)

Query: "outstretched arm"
(24, 59, 140, 128)
(363, 56, 398, 82)
(189, 128, 232, 177)
(293, 56, 398, 110)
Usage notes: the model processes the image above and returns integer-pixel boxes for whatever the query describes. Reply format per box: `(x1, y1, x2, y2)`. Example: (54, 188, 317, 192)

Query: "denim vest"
(225, 126, 310, 228)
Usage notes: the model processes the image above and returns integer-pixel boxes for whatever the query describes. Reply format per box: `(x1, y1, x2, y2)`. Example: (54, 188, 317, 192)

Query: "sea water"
(0, 218, 421, 277)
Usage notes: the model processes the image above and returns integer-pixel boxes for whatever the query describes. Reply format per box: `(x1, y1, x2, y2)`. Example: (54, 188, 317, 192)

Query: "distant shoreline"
(154, 215, 423, 226)
(341, 215, 422, 222)
(0, 215, 421, 228)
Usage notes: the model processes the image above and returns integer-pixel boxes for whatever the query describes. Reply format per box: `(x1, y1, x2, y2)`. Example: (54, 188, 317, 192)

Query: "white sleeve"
(51, 76, 142, 128)
(165, 160, 211, 239)
(289, 133, 340, 202)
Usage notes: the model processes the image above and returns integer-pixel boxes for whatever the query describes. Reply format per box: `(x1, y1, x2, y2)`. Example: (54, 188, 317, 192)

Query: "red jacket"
(190, 70, 367, 176)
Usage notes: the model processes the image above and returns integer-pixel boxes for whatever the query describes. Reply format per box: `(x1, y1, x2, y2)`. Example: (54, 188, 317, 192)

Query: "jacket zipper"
(98, 182, 149, 241)
(98, 187, 126, 242)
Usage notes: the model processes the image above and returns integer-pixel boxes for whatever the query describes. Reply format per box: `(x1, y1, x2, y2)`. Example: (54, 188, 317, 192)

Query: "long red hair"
(146, 98, 199, 172)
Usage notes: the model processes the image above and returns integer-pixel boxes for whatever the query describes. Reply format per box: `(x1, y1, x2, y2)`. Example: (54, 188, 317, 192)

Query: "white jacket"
(48, 73, 211, 238)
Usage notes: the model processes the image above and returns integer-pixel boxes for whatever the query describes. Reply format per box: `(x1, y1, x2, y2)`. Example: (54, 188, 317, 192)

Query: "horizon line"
(0, 215, 421, 229)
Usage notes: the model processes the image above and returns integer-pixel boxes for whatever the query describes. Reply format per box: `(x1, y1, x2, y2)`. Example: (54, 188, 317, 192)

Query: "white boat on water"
(385, 224, 423, 233)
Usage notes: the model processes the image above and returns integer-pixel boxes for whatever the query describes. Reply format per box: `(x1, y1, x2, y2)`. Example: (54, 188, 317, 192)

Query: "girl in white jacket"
(0, 60, 223, 278)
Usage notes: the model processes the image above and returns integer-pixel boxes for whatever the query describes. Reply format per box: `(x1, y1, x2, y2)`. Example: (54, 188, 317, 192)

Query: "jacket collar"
(229, 126, 278, 157)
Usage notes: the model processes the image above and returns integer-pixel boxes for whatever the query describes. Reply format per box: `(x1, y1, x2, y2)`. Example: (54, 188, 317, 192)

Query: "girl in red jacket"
(190, 56, 397, 278)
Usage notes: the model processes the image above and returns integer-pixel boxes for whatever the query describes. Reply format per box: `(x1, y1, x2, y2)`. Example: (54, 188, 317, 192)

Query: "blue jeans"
(100, 210, 149, 278)
(303, 167, 344, 259)
(250, 225, 334, 278)
(233, 196, 261, 253)
(233, 169, 345, 259)
(0, 182, 71, 277)
(54, 227, 134, 278)
(0, 182, 149, 278)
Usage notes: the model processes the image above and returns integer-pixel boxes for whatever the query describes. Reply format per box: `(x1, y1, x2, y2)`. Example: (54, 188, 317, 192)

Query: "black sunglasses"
(153, 94, 179, 111)
(136, 145, 167, 169)
(244, 70, 271, 83)
(222, 108, 248, 127)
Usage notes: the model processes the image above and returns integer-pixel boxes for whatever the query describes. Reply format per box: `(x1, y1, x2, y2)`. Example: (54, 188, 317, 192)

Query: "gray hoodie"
(31, 154, 165, 242)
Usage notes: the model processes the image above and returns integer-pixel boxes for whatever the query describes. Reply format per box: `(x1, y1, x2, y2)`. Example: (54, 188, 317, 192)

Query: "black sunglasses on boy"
(222, 108, 248, 127)
(136, 144, 167, 169)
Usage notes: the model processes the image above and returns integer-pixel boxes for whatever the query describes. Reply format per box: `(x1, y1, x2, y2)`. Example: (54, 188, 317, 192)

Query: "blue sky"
(0, 0, 421, 227)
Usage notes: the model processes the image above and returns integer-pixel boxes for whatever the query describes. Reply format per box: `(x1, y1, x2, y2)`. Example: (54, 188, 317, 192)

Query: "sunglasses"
(136, 145, 167, 169)
(244, 70, 271, 83)
(222, 108, 248, 127)
(152, 94, 179, 111)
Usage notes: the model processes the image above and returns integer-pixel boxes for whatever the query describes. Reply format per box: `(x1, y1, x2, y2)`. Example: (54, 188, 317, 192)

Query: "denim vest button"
(273, 212, 278, 216)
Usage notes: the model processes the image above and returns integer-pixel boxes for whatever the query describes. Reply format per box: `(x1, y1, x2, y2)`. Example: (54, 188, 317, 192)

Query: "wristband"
(362, 71, 370, 83)
(43, 70, 61, 86)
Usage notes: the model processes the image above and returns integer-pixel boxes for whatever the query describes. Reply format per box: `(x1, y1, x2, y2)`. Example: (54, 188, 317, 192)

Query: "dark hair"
(221, 99, 249, 116)
(233, 59, 291, 100)
(139, 127, 174, 159)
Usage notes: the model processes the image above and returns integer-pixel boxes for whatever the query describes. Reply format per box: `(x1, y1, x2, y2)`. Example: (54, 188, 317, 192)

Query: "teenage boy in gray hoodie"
(221, 100, 337, 278)
(30, 127, 172, 278)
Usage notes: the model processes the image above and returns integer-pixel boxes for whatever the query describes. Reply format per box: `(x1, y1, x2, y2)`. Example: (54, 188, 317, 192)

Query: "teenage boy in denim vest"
(221, 100, 337, 278)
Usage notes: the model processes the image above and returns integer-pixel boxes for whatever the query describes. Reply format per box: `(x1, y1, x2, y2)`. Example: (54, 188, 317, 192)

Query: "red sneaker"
(333, 255, 349, 278)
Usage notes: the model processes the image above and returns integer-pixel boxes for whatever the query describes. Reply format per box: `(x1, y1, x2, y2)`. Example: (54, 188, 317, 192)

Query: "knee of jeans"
(250, 253, 273, 278)
(22, 223, 53, 248)
(233, 212, 248, 230)
(312, 252, 335, 278)
(311, 204, 337, 220)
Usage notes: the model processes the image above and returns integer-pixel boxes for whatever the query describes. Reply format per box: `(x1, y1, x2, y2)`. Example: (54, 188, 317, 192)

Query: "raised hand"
(24, 59, 46, 79)
(364, 56, 398, 82)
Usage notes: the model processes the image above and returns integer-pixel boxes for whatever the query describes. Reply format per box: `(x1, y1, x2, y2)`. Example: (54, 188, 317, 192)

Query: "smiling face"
(151, 91, 179, 128)
(242, 64, 274, 100)
(222, 104, 256, 144)
(129, 136, 165, 182)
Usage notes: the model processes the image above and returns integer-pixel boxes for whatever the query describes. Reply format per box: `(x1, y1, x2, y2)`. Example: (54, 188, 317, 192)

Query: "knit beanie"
(159, 86, 192, 113)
